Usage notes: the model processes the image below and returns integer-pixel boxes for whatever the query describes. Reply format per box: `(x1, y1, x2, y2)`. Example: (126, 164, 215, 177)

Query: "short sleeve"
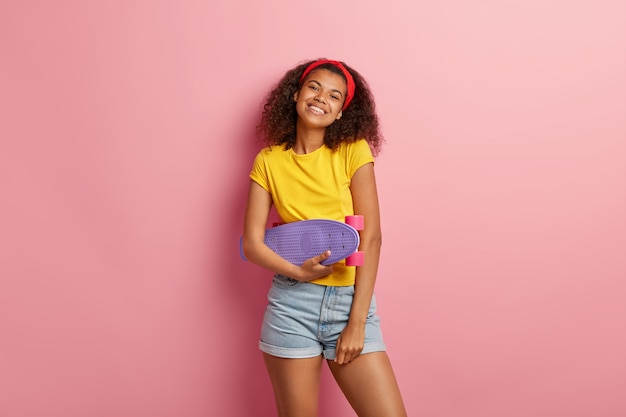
(347, 140, 375, 178)
(249, 150, 270, 192)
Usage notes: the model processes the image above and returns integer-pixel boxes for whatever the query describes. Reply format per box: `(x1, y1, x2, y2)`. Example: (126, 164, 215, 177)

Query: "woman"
(242, 59, 407, 417)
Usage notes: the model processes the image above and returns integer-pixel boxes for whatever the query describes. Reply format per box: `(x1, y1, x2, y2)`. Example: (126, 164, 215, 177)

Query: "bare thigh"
(328, 351, 407, 417)
(263, 353, 324, 417)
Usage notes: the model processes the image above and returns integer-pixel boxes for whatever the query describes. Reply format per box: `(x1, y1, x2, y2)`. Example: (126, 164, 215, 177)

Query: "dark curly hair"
(257, 59, 384, 155)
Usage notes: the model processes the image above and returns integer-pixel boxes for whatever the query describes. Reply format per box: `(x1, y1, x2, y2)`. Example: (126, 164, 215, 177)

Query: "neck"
(294, 122, 325, 155)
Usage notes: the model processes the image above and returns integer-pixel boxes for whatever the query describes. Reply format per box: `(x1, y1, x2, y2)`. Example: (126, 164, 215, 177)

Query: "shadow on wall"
(210, 104, 278, 416)
(222, 205, 276, 415)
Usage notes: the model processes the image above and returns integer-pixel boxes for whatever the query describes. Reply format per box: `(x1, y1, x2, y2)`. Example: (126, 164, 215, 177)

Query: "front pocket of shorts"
(272, 274, 300, 288)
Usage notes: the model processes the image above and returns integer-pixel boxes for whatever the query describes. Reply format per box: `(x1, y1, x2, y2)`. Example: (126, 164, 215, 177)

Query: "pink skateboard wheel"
(345, 215, 364, 231)
(346, 251, 364, 266)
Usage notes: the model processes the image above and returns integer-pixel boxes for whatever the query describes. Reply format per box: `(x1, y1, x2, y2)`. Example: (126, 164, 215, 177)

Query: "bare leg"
(263, 353, 324, 417)
(328, 352, 407, 417)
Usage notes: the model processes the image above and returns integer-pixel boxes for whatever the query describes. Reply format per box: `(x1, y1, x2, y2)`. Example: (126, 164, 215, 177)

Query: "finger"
(334, 338, 344, 363)
(315, 250, 331, 264)
(337, 347, 352, 365)
(340, 347, 361, 364)
(342, 348, 354, 364)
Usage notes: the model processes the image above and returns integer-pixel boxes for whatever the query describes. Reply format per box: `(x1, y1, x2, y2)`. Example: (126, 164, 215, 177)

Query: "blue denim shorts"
(259, 274, 386, 359)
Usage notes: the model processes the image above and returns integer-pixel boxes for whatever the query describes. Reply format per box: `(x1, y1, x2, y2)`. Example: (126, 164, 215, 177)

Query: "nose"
(314, 94, 325, 104)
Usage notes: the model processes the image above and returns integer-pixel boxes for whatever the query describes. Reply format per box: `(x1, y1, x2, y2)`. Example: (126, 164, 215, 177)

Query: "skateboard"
(240, 216, 364, 266)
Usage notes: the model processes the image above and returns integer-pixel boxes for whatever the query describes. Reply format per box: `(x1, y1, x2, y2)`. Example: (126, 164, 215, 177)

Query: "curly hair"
(257, 59, 384, 155)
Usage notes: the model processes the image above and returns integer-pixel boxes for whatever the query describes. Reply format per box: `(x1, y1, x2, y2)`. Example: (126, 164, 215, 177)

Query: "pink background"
(1, 1, 625, 416)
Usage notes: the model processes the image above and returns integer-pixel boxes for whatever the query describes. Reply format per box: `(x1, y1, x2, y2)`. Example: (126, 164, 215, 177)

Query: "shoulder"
(338, 139, 373, 155)
(336, 139, 374, 163)
(254, 145, 288, 162)
(256, 145, 285, 155)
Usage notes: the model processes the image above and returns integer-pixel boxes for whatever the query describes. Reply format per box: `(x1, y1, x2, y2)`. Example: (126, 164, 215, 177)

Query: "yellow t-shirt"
(249, 139, 374, 286)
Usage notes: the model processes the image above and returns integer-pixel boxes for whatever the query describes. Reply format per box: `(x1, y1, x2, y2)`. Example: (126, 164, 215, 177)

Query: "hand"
(334, 322, 365, 365)
(297, 250, 333, 282)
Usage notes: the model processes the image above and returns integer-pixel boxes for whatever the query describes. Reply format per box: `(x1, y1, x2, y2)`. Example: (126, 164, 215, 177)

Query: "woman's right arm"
(242, 180, 333, 281)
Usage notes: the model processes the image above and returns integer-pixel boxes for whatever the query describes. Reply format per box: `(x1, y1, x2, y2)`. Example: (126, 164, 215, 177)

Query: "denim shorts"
(259, 274, 386, 359)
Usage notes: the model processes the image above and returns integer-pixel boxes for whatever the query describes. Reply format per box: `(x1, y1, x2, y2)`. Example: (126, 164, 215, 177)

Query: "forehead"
(303, 68, 347, 91)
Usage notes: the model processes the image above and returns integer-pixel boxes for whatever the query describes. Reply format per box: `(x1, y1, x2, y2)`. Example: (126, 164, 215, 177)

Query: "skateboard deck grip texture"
(264, 219, 360, 266)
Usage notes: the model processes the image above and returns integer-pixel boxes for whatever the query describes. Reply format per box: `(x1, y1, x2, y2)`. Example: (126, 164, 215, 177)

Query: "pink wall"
(1, 1, 624, 416)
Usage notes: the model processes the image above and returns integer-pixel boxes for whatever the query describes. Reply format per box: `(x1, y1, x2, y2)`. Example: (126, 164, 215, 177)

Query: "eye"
(330, 94, 340, 100)
(308, 85, 319, 91)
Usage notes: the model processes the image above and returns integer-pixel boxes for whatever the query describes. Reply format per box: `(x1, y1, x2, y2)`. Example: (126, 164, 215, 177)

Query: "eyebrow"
(306, 80, 344, 97)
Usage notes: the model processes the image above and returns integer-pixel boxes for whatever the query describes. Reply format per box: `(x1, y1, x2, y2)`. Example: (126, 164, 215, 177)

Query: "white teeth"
(309, 105, 325, 115)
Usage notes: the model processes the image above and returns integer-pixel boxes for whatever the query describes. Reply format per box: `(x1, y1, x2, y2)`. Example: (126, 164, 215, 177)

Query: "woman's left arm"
(334, 162, 382, 364)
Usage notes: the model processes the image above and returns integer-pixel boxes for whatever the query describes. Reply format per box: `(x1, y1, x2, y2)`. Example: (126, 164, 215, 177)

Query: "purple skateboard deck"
(240, 218, 362, 266)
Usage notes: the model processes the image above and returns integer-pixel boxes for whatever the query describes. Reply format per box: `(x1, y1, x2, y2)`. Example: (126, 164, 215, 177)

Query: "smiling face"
(294, 68, 347, 129)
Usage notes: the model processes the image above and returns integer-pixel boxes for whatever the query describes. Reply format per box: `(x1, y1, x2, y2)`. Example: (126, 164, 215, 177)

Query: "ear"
(335, 110, 342, 120)
(293, 91, 299, 102)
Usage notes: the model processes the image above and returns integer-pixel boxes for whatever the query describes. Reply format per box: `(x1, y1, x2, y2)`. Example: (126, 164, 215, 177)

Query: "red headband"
(300, 60, 355, 110)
